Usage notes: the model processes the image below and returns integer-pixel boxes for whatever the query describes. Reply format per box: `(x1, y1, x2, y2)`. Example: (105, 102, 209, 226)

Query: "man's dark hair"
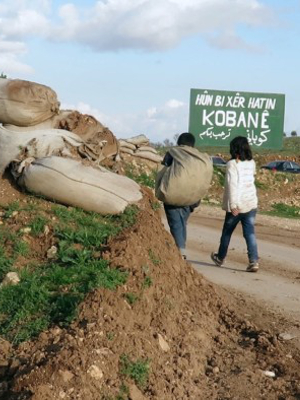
(177, 132, 195, 147)
(230, 136, 253, 161)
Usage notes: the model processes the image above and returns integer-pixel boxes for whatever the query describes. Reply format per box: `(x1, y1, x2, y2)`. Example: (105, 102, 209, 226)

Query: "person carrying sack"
(155, 132, 213, 259)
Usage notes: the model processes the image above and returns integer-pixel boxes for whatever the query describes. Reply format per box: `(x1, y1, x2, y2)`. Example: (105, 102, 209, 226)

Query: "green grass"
(0, 245, 14, 281)
(148, 249, 161, 266)
(263, 203, 300, 219)
(0, 204, 139, 344)
(120, 354, 150, 388)
(2, 201, 21, 218)
(28, 215, 49, 236)
(255, 179, 268, 190)
(124, 292, 139, 305)
(151, 201, 161, 211)
(142, 276, 152, 289)
(125, 166, 156, 189)
(214, 166, 226, 187)
(14, 240, 30, 256)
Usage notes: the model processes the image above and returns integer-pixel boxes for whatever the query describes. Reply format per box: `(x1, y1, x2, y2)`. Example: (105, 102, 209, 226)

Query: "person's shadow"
(188, 259, 247, 273)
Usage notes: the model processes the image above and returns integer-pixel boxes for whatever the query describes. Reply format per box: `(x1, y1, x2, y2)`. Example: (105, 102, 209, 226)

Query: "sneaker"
(246, 262, 259, 273)
(210, 252, 225, 267)
(180, 248, 187, 260)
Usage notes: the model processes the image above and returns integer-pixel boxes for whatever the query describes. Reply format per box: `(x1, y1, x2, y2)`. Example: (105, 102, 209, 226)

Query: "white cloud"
(0, 39, 33, 75)
(0, 54, 34, 75)
(50, 0, 274, 52)
(207, 29, 265, 52)
(61, 98, 189, 143)
(0, 40, 27, 54)
(1, 10, 49, 38)
(0, 0, 276, 51)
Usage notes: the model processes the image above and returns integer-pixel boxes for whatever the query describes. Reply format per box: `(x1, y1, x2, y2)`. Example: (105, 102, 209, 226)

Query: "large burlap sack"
(119, 140, 136, 150)
(120, 147, 134, 155)
(136, 146, 158, 154)
(155, 146, 213, 206)
(4, 110, 119, 161)
(2, 110, 72, 132)
(124, 134, 149, 146)
(56, 110, 103, 139)
(15, 156, 142, 214)
(134, 151, 162, 163)
(0, 78, 60, 126)
(0, 126, 83, 174)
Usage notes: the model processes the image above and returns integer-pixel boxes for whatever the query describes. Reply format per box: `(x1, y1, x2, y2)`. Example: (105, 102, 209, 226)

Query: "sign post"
(189, 89, 285, 149)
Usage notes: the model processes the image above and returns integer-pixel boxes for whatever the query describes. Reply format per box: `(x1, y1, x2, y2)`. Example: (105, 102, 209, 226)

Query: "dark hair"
(177, 132, 195, 147)
(230, 136, 252, 161)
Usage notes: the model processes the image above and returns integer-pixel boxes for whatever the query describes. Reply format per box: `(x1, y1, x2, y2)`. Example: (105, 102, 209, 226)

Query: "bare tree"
(173, 133, 179, 144)
(163, 138, 173, 147)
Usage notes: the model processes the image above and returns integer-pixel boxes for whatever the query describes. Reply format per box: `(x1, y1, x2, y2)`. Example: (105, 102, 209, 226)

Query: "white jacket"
(222, 159, 258, 213)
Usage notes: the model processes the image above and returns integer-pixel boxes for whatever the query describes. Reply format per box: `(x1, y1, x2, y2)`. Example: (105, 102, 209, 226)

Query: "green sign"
(189, 88, 285, 149)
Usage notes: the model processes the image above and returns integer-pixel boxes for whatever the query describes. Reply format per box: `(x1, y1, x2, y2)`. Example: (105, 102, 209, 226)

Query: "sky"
(0, 0, 300, 143)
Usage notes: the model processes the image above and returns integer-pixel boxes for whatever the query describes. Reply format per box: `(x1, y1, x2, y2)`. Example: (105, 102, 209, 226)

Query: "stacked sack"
(0, 78, 141, 214)
(119, 134, 162, 164)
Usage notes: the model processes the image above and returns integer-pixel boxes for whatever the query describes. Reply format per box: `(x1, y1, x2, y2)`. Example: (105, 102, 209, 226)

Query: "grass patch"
(0, 204, 139, 344)
(142, 276, 152, 289)
(0, 249, 128, 344)
(151, 201, 161, 211)
(2, 201, 20, 218)
(120, 354, 150, 389)
(28, 216, 48, 236)
(124, 292, 139, 305)
(0, 245, 14, 281)
(255, 179, 268, 190)
(14, 240, 30, 256)
(213, 166, 226, 187)
(148, 249, 161, 266)
(264, 203, 300, 219)
(125, 166, 156, 189)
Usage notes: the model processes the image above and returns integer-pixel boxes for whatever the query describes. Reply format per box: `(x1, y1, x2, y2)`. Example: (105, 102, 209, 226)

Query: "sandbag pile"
(119, 134, 163, 163)
(0, 78, 120, 162)
(0, 78, 142, 214)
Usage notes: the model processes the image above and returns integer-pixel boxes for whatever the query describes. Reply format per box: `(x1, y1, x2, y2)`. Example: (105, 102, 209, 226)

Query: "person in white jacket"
(211, 136, 259, 272)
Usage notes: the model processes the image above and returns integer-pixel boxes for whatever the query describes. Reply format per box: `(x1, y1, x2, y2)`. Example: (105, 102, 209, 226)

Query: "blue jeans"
(217, 209, 258, 263)
(164, 204, 191, 251)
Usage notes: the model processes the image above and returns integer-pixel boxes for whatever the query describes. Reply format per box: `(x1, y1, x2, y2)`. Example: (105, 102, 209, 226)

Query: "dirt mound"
(1, 182, 300, 399)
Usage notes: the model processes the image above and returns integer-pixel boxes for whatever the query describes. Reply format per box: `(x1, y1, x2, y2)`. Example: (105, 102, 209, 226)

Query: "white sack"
(17, 156, 142, 215)
(0, 126, 83, 174)
(155, 146, 213, 206)
(134, 151, 163, 163)
(118, 140, 136, 150)
(0, 78, 60, 126)
(120, 147, 134, 155)
(2, 111, 71, 132)
(136, 146, 158, 154)
(124, 134, 149, 146)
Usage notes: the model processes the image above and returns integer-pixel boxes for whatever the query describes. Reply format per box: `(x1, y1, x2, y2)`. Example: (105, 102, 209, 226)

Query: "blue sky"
(0, 0, 300, 142)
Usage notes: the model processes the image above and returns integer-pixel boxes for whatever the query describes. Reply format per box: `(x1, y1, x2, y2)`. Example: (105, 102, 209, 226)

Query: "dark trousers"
(164, 204, 192, 250)
(217, 209, 259, 263)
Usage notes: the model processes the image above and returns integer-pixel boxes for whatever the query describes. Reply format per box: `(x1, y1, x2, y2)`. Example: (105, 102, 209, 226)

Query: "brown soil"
(1, 172, 300, 399)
